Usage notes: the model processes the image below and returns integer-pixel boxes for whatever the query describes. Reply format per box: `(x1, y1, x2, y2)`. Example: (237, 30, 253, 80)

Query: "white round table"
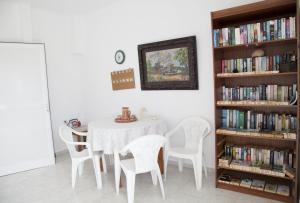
(88, 117, 168, 154)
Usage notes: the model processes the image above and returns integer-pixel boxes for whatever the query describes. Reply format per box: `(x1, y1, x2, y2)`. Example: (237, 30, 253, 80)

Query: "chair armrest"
(71, 129, 88, 137)
(65, 140, 89, 146)
(165, 126, 179, 139)
(165, 124, 182, 149)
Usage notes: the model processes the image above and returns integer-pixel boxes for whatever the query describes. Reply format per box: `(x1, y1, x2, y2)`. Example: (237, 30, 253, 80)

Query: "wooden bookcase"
(211, 0, 299, 202)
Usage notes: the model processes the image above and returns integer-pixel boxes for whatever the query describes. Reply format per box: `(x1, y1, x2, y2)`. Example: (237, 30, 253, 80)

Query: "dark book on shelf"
(240, 178, 252, 188)
(251, 179, 265, 191)
(277, 184, 290, 196)
(213, 16, 296, 48)
(264, 183, 277, 193)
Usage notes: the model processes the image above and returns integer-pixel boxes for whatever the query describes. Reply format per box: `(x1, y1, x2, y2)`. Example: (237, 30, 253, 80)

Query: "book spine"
(270, 20, 274, 40)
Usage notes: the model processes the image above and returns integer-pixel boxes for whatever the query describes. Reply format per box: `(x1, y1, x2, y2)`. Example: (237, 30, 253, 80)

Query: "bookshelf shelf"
(213, 38, 297, 50)
(216, 182, 294, 203)
(216, 102, 296, 108)
(216, 72, 297, 78)
(216, 132, 296, 142)
(211, 1, 299, 202)
(218, 165, 294, 181)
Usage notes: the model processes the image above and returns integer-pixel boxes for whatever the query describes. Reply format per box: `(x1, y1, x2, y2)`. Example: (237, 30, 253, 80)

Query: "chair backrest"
(59, 125, 87, 158)
(122, 135, 166, 173)
(178, 117, 211, 152)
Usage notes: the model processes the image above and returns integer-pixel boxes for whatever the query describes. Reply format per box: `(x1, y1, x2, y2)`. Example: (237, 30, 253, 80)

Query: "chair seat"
(169, 147, 197, 155)
(72, 149, 103, 159)
(168, 147, 198, 159)
(120, 158, 136, 172)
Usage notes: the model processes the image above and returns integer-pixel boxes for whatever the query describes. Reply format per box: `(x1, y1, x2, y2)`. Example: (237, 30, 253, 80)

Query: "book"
(219, 174, 232, 184)
(264, 183, 277, 193)
(235, 27, 240, 45)
(219, 109, 296, 132)
(284, 166, 295, 179)
(230, 178, 241, 186)
(277, 185, 290, 196)
(219, 156, 232, 167)
(251, 179, 265, 191)
(213, 16, 296, 47)
(240, 178, 252, 188)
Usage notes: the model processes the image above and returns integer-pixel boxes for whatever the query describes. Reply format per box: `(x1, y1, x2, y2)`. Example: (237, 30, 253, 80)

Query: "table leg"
(120, 172, 123, 188)
(100, 157, 104, 172)
(158, 147, 164, 174)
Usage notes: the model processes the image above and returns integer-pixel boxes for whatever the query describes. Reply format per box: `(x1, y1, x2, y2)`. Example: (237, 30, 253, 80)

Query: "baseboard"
(0, 157, 55, 177)
(55, 149, 68, 157)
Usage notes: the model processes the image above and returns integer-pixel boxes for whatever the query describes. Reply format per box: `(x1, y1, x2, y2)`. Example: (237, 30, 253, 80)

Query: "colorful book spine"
(221, 84, 296, 103)
(213, 16, 296, 47)
(220, 109, 297, 132)
(223, 144, 294, 169)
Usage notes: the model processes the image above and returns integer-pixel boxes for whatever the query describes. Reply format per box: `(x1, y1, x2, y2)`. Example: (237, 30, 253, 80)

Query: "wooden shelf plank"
(217, 182, 294, 203)
(216, 102, 296, 108)
(213, 38, 297, 50)
(217, 150, 225, 158)
(218, 166, 294, 181)
(216, 132, 296, 142)
(211, 0, 296, 20)
(216, 72, 297, 78)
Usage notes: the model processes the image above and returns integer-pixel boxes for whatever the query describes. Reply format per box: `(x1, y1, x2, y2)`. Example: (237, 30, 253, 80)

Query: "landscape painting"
(138, 36, 198, 90)
(145, 47, 189, 82)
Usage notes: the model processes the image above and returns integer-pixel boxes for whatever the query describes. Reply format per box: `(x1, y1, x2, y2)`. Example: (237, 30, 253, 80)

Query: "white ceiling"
(2, 0, 117, 14)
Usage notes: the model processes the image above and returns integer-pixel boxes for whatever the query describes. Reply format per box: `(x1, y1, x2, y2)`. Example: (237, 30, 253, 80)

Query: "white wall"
(0, 0, 262, 161)
(31, 9, 87, 152)
(0, 1, 31, 41)
(0, 0, 86, 152)
(83, 0, 261, 168)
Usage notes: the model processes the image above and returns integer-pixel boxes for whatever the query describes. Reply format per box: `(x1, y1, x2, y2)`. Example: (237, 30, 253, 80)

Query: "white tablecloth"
(88, 117, 168, 154)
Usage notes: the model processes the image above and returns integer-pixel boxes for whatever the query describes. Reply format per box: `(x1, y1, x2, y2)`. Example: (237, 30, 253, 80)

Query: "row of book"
(220, 53, 296, 73)
(213, 16, 296, 47)
(221, 109, 297, 132)
(218, 174, 290, 196)
(223, 144, 294, 169)
(221, 84, 297, 103)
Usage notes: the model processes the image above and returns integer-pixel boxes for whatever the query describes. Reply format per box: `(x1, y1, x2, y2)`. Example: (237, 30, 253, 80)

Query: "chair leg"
(203, 154, 208, 178)
(109, 154, 114, 165)
(164, 153, 169, 181)
(114, 162, 121, 195)
(151, 170, 157, 185)
(156, 165, 165, 199)
(78, 162, 85, 176)
(101, 154, 107, 174)
(197, 155, 203, 190)
(178, 158, 183, 172)
(93, 155, 102, 189)
(72, 161, 78, 188)
(126, 172, 136, 203)
(191, 159, 199, 190)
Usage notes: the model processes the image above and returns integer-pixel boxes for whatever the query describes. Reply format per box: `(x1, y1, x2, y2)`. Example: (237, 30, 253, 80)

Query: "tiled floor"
(0, 153, 280, 203)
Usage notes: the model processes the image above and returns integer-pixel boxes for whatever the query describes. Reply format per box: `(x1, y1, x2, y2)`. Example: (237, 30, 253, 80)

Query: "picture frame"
(138, 36, 198, 90)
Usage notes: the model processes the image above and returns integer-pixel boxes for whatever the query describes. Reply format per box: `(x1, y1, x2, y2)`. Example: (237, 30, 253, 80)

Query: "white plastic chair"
(114, 135, 166, 203)
(59, 125, 107, 189)
(164, 117, 211, 190)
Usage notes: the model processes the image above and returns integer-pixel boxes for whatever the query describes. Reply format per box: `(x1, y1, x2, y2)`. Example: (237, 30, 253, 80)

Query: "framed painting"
(138, 36, 198, 90)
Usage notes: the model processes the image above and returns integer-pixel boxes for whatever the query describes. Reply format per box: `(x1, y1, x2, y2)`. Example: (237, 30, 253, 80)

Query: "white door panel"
(0, 43, 54, 176)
